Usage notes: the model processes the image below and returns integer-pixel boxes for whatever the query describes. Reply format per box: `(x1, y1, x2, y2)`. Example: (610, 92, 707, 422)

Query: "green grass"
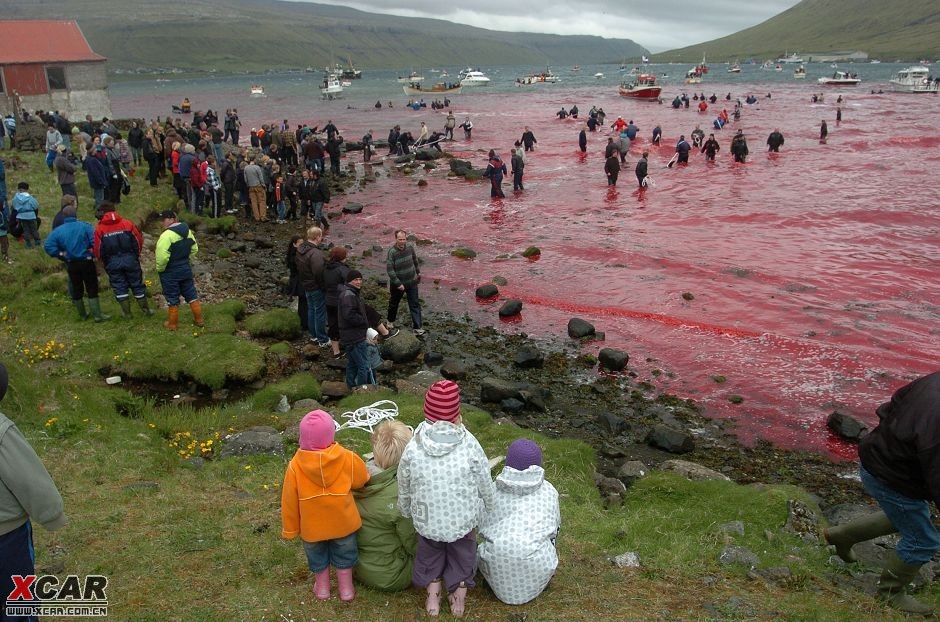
(245, 308, 302, 340)
(0, 152, 932, 621)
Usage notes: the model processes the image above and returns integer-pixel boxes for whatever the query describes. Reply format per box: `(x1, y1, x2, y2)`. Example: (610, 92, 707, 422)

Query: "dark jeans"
(0, 520, 36, 622)
(146, 155, 159, 186)
(412, 531, 477, 594)
(513, 172, 524, 191)
(223, 182, 235, 212)
(344, 340, 373, 388)
(20, 219, 40, 248)
(303, 533, 358, 572)
(67, 259, 100, 299)
(861, 466, 940, 564)
(60, 182, 77, 198)
(387, 283, 421, 329)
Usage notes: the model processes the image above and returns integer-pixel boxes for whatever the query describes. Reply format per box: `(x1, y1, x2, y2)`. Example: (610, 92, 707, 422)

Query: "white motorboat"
(594, 72, 604, 79)
(777, 52, 804, 63)
(321, 74, 343, 98)
(397, 71, 425, 84)
(793, 65, 806, 79)
(888, 66, 939, 93)
(727, 63, 741, 73)
(761, 60, 774, 70)
(460, 70, 491, 86)
(818, 70, 861, 86)
(249, 85, 265, 96)
(516, 68, 560, 85)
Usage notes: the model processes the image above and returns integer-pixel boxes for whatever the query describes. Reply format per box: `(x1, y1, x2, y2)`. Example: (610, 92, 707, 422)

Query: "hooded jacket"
(43, 217, 94, 261)
(397, 421, 494, 542)
(0, 412, 67, 537)
(155, 221, 197, 277)
(477, 465, 560, 605)
(353, 465, 417, 591)
(281, 443, 369, 542)
(337, 283, 368, 347)
(94, 211, 143, 267)
(323, 260, 350, 307)
(12, 192, 38, 221)
(296, 241, 325, 292)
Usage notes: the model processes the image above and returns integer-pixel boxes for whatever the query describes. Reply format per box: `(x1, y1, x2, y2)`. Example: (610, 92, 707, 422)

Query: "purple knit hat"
(299, 410, 336, 450)
(506, 438, 542, 471)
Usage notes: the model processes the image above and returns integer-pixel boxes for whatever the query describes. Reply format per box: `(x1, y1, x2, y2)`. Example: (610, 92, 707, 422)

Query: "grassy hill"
(656, 0, 940, 62)
(3, 0, 647, 73)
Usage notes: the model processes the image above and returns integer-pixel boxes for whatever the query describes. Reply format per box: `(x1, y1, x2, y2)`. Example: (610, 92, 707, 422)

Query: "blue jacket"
(178, 152, 196, 179)
(43, 217, 94, 262)
(626, 123, 638, 140)
(85, 156, 108, 190)
(11, 192, 38, 221)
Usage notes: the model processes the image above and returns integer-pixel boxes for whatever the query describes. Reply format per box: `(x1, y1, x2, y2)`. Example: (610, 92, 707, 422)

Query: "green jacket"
(353, 465, 416, 591)
(0, 412, 67, 536)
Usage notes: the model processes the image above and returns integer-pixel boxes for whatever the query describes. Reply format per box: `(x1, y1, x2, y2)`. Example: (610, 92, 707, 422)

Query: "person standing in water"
(483, 150, 507, 198)
(820, 120, 829, 142)
(635, 152, 649, 188)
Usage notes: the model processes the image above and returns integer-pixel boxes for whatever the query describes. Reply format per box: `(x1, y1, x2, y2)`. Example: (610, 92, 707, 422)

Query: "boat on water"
(727, 63, 741, 73)
(460, 70, 491, 86)
(397, 71, 425, 84)
(777, 52, 804, 64)
(249, 85, 265, 96)
(793, 65, 806, 79)
(774, 65, 783, 72)
(321, 74, 343, 98)
(830, 63, 839, 69)
(818, 70, 861, 86)
(619, 74, 662, 100)
(402, 82, 462, 95)
(761, 60, 774, 70)
(571, 65, 581, 73)
(888, 66, 939, 93)
(516, 69, 560, 85)
(685, 54, 708, 83)
(341, 60, 361, 80)
(594, 72, 604, 79)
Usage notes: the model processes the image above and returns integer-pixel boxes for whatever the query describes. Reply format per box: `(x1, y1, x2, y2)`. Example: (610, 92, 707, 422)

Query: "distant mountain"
(3, 0, 648, 74)
(656, 0, 939, 62)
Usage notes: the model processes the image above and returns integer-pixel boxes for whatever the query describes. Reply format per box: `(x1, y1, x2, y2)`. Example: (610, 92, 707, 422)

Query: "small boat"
(685, 54, 708, 83)
(869, 59, 881, 64)
(397, 71, 425, 84)
(793, 65, 806, 79)
(727, 63, 741, 73)
(594, 72, 604, 79)
(440, 70, 449, 78)
(619, 74, 662, 100)
(571, 65, 581, 73)
(920, 59, 933, 66)
(761, 60, 774, 70)
(818, 70, 861, 86)
(777, 52, 804, 64)
(249, 85, 265, 96)
(642, 55, 650, 64)
(888, 66, 939, 93)
(402, 82, 462, 95)
(321, 74, 343, 98)
(516, 69, 560, 85)
(830, 63, 839, 68)
(341, 80, 352, 87)
(774, 64, 782, 72)
(460, 70, 491, 86)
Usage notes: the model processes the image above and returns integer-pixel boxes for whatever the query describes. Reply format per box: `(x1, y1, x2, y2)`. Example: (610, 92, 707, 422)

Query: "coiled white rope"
(336, 400, 403, 433)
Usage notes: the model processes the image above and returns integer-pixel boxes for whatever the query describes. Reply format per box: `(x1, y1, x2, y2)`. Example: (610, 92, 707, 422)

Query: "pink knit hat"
(299, 410, 336, 450)
(423, 380, 461, 422)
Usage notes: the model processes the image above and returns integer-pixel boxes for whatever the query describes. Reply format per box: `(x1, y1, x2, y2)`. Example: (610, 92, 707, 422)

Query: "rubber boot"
(448, 581, 468, 619)
(118, 298, 132, 318)
(72, 299, 89, 321)
(335, 568, 355, 602)
(164, 306, 179, 331)
(824, 511, 896, 562)
(87, 298, 111, 322)
(313, 567, 330, 601)
(425, 579, 442, 617)
(189, 300, 205, 327)
(878, 550, 935, 616)
(137, 297, 155, 316)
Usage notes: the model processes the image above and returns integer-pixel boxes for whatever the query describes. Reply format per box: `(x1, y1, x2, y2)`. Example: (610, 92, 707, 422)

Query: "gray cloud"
(305, 0, 802, 51)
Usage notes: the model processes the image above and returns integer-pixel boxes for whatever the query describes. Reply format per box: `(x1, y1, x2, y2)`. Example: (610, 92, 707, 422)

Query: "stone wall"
(0, 62, 112, 120)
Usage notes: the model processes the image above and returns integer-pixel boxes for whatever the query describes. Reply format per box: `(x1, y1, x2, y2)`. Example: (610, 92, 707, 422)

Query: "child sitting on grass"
(398, 380, 494, 618)
(478, 438, 561, 605)
(353, 420, 417, 591)
(281, 410, 369, 602)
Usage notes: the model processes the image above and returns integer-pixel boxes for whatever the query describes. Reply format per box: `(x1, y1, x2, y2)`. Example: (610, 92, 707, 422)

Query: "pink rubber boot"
(448, 582, 468, 618)
(426, 579, 442, 617)
(335, 568, 356, 602)
(313, 567, 330, 600)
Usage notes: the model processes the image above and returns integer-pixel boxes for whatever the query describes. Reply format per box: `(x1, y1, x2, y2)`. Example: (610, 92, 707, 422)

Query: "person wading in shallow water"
(483, 150, 507, 198)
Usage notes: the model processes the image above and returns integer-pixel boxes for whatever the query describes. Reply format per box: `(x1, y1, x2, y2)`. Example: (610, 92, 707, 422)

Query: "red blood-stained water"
(115, 80, 940, 458)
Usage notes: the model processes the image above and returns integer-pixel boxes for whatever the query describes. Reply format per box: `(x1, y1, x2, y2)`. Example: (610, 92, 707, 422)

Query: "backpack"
(190, 162, 205, 188)
(7, 207, 22, 238)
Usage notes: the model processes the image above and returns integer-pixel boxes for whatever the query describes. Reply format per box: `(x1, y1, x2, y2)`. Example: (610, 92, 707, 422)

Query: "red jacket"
(93, 211, 143, 262)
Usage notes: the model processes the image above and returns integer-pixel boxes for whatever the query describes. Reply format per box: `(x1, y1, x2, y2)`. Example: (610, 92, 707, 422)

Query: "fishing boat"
(793, 65, 806, 79)
(818, 70, 861, 86)
(397, 71, 425, 84)
(516, 69, 560, 85)
(341, 59, 361, 80)
(642, 55, 650, 64)
(777, 52, 804, 64)
(402, 82, 462, 95)
(459, 70, 491, 86)
(321, 74, 343, 98)
(619, 74, 662, 100)
(727, 62, 741, 73)
(685, 54, 708, 83)
(249, 85, 265, 96)
(888, 66, 939, 93)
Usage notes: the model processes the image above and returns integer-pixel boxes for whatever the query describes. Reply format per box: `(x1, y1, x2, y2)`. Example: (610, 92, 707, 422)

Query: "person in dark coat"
(578, 127, 587, 153)
(824, 372, 940, 615)
(701, 134, 721, 161)
(635, 152, 649, 188)
(519, 127, 537, 152)
(510, 149, 525, 191)
(337, 270, 372, 388)
(766, 129, 785, 152)
(675, 136, 691, 164)
(483, 151, 507, 198)
(730, 130, 749, 163)
(84, 153, 109, 210)
(285, 234, 309, 333)
(820, 120, 829, 141)
(323, 246, 350, 357)
(604, 155, 620, 186)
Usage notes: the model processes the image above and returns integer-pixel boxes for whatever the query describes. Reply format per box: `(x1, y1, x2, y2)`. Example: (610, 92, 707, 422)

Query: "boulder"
(718, 545, 759, 568)
(244, 257, 262, 269)
(320, 381, 350, 399)
(414, 148, 440, 161)
(514, 344, 544, 369)
(450, 159, 472, 175)
(521, 246, 541, 258)
(610, 551, 641, 568)
(598, 348, 629, 372)
(567, 318, 596, 339)
(342, 202, 364, 214)
(646, 425, 695, 454)
(597, 412, 627, 436)
(451, 247, 477, 259)
(475, 284, 499, 298)
(218, 426, 284, 458)
(500, 398, 525, 413)
(254, 237, 275, 249)
(617, 460, 648, 487)
(659, 459, 730, 481)
(827, 410, 868, 442)
(499, 300, 523, 317)
(481, 377, 521, 403)
(440, 358, 468, 381)
(380, 329, 422, 363)
(292, 398, 323, 412)
(424, 351, 444, 365)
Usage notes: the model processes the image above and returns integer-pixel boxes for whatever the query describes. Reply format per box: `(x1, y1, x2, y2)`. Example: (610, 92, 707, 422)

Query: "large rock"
(659, 459, 730, 481)
(320, 381, 350, 399)
(475, 284, 499, 298)
(617, 461, 648, 487)
(499, 300, 523, 317)
(718, 545, 760, 568)
(450, 159, 472, 175)
(598, 348, 629, 372)
(568, 318, 596, 339)
(514, 344, 544, 369)
(646, 425, 695, 454)
(380, 329, 422, 363)
(218, 426, 284, 458)
(440, 358, 468, 381)
(414, 148, 441, 161)
(342, 202, 364, 214)
(481, 377, 521, 403)
(597, 412, 627, 436)
(827, 410, 869, 442)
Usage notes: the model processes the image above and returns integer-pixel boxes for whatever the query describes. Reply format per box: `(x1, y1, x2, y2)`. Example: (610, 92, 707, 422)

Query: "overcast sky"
(301, 0, 803, 51)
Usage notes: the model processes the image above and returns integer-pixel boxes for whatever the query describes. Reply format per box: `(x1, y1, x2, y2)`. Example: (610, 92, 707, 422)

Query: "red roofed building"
(0, 20, 112, 120)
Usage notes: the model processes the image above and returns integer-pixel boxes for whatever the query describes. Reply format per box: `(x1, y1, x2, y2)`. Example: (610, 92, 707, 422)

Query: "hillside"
(2, 0, 647, 73)
(656, 0, 940, 62)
